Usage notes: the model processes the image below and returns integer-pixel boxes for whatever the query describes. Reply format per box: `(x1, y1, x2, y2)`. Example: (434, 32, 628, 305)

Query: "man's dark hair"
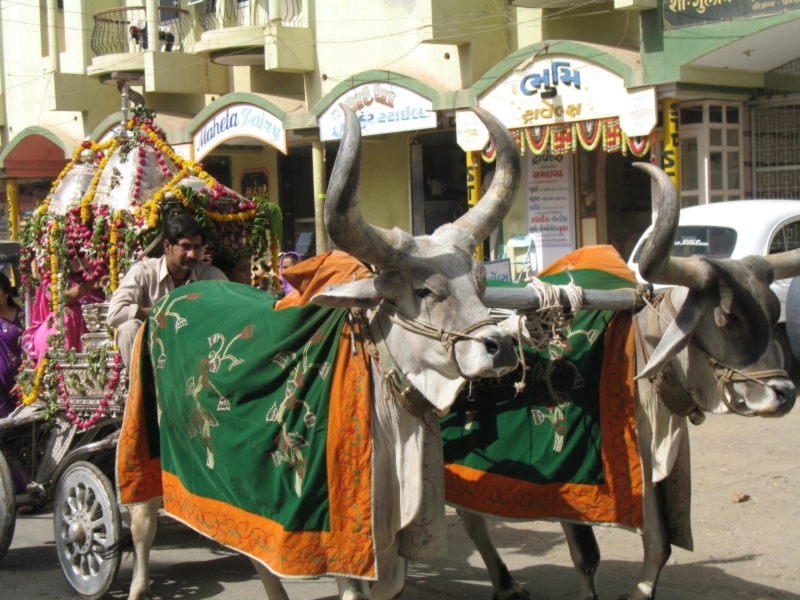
(211, 254, 235, 275)
(164, 214, 205, 246)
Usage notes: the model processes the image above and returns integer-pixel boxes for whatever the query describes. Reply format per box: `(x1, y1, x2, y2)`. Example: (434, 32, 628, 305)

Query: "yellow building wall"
(358, 135, 411, 234)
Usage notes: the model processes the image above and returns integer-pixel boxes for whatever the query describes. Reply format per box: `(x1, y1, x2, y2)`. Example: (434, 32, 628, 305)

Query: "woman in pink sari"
(22, 265, 108, 362)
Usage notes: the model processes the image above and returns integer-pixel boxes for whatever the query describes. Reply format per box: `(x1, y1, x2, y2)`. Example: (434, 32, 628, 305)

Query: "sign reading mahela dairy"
(319, 83, 437, 141)
(526, 152, 575, 272)
(479, 56, 656, 137)
(194, 103, 287, 160)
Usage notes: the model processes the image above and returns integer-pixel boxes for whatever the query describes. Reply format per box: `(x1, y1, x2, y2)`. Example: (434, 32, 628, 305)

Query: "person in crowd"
(0, 273, 23, 419)
(107, 214, 226, 367)
(279, 251, 302, 295)
(22, 262, 108, 363)
(212, 255, 253, 286)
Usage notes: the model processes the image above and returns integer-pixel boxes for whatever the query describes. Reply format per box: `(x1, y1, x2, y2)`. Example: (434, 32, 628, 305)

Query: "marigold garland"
(22, 358, 48, 405)
(109, 211, 121, 291)
(49, 221, 59, 313)
(80, 139, 119, 223)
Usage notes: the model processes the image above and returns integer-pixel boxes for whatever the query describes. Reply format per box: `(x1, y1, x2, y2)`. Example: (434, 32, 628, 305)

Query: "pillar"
(312, 140, 329, 255)
(7, 180, 19, 241)
(466, 150, 483, 261)
(47, 0, 60, 72)
(146, 0, 159, 52)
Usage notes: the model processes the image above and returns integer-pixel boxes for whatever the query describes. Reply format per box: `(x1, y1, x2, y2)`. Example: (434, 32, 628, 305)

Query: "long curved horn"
(634, 162, 712, 289)
(762, 249, 800, 282)
(324, 105, 406, 267)
(452, 107, 521, 246)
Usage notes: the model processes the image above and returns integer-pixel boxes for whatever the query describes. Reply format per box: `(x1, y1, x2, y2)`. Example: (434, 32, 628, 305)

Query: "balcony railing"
(198, 0, 302, 31)
(91, 6, 192, 56)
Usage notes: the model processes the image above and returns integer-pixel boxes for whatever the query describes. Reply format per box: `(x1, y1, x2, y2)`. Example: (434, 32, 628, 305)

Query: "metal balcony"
(91, 6, 193, 56)
(197, 0, 303, 31)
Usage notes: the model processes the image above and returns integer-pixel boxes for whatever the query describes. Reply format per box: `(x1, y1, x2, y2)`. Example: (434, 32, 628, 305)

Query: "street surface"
(2, 409, 799, 599)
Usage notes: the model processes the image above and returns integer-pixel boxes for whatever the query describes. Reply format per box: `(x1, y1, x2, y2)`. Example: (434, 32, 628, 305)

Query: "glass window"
(709, 106, 723, 123)
(681, 137, 698, 191)
(710, 152, 724, 189)
(771, 221, 800, 253)
(680, 106, 703, 125)
(729, 195, 741, 201)
(726, 106, 740, 124)
(710, 195, 725, 203)
(727, 129, 740, 147)
(633, 227, 738, 262)
(727, 151, 740, 189)
(682, 195, 699, 208)
(710, 129, 723, 146)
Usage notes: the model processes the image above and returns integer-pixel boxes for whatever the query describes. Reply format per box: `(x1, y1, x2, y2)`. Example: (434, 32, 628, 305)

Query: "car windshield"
(632, 226, 738, 263)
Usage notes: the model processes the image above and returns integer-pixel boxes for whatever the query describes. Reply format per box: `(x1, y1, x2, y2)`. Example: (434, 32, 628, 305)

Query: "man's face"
(164, 235, 203, 276)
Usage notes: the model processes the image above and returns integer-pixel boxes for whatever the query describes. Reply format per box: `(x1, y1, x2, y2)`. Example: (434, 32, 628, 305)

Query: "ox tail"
(104, 528, 133, 560)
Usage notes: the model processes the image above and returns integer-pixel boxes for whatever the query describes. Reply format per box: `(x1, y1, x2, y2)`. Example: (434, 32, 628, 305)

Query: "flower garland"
(109, 211, 121, 291)
(80, 139, 118, 223)
(21, 358, 48, 405)
(49, 221, 60, 313)
(575, 121, 602, 152)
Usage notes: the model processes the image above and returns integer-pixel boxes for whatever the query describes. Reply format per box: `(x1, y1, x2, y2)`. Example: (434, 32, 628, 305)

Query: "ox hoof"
(493, 590, 531, 600)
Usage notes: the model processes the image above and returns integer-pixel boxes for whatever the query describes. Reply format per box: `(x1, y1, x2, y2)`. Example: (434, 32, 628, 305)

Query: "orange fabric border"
(537, 245, 638, 284)
(117, 324, 163, 505)
(444, 313, 644, 529)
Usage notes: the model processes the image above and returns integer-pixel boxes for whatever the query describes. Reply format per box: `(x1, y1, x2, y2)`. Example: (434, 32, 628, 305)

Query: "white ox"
(125, 105, 521, 600)
(457, 164, 799, 600)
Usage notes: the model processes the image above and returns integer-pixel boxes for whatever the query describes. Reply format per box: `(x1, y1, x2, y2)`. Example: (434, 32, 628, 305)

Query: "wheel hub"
(67, 511, 91, 553)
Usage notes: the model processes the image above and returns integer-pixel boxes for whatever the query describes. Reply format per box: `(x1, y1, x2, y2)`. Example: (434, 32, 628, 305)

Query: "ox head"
(313, 106, 519, 410)
(635, 163, 797, 417)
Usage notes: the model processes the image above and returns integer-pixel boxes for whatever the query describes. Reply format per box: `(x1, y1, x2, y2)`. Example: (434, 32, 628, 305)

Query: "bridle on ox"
(350, 303, 495, 418)
(635, 288, 789, 418)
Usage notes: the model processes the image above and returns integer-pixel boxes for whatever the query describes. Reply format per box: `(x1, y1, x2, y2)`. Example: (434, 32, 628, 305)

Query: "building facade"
(0, 0, 798, 269)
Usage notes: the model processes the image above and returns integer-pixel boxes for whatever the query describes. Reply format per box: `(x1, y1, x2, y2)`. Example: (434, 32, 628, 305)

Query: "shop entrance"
(278, 143, 339, 257)
(578, 148, 652, 261)
(410, 131, 467, 235)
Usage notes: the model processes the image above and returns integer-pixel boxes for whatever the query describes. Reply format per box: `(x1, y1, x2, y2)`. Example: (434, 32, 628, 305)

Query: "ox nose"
(483, 334, 518, 369)
(772, 379, 797, 414)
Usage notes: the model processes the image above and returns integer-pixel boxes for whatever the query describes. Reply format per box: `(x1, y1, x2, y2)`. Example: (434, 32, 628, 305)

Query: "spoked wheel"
(0, 451, 16, 563)
(54, 461, 121, 599)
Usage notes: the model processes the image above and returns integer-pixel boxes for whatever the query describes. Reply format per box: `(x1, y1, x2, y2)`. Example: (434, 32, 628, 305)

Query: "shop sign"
(456, 110, 490, 152)
(479, 56, 656, 137)
(484, 258, 512, 282)
(241, 169, 269, 200)
(526, 152, 575, 272)
(194, 103, 287, 160)
(172, 143, 192, 162)
(318, 83, 437, 142)
(664, 0, 800, 29)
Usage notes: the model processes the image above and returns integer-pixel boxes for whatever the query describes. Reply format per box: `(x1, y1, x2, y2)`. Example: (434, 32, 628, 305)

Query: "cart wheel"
(0, 451, 16, 563)
(54, 461, 121, 599)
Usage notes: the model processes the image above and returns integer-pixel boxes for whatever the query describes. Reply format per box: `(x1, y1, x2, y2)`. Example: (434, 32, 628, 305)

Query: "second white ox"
(125, 105, 521, 600)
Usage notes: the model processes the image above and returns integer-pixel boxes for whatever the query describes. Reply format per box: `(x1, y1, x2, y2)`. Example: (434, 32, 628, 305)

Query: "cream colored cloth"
(107, 256, 226, 366)
(107, 256, 226, 328)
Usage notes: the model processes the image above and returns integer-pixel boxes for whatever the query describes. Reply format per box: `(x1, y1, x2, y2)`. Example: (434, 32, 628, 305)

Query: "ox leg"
(622, 482, 671, 600)
(457, 508, 530, 600)
(127, 498, 160, 600)
(561, 523, 601, 600)
(249, 558, 290, 600)
(370, 534, 407, 600)
(335, 576, 371, 600)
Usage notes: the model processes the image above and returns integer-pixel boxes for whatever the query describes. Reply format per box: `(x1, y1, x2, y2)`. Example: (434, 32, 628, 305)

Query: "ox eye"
(415, 287, 434, 299)
(723, 311, 739, 325)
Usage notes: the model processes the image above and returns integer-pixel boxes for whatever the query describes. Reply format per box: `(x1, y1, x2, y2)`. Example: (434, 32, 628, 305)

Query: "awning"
(0, 126, 79, 178)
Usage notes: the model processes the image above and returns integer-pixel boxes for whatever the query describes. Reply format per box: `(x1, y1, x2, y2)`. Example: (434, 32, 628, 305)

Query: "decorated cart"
(0, 83, 280, 599)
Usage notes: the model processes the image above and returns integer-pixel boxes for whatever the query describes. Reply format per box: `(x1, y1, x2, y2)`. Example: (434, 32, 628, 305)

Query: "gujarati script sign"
(526, 152, 575, 272)
(664, 0, 800, 28)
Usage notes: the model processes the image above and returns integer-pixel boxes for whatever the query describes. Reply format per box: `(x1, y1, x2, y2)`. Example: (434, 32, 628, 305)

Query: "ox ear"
(636, 291, 706, 381)
(311, 279, 384, 309)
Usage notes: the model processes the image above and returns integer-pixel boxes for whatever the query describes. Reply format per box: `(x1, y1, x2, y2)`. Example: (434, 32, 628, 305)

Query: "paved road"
(3, 411, 800, 599)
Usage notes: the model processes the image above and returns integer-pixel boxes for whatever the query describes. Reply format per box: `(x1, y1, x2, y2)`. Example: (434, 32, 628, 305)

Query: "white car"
(628, 199, 800, 372)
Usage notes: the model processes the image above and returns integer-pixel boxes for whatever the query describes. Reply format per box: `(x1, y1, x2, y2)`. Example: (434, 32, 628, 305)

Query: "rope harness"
(636, 288, 789, 419)
(350, 303, 497, 418)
